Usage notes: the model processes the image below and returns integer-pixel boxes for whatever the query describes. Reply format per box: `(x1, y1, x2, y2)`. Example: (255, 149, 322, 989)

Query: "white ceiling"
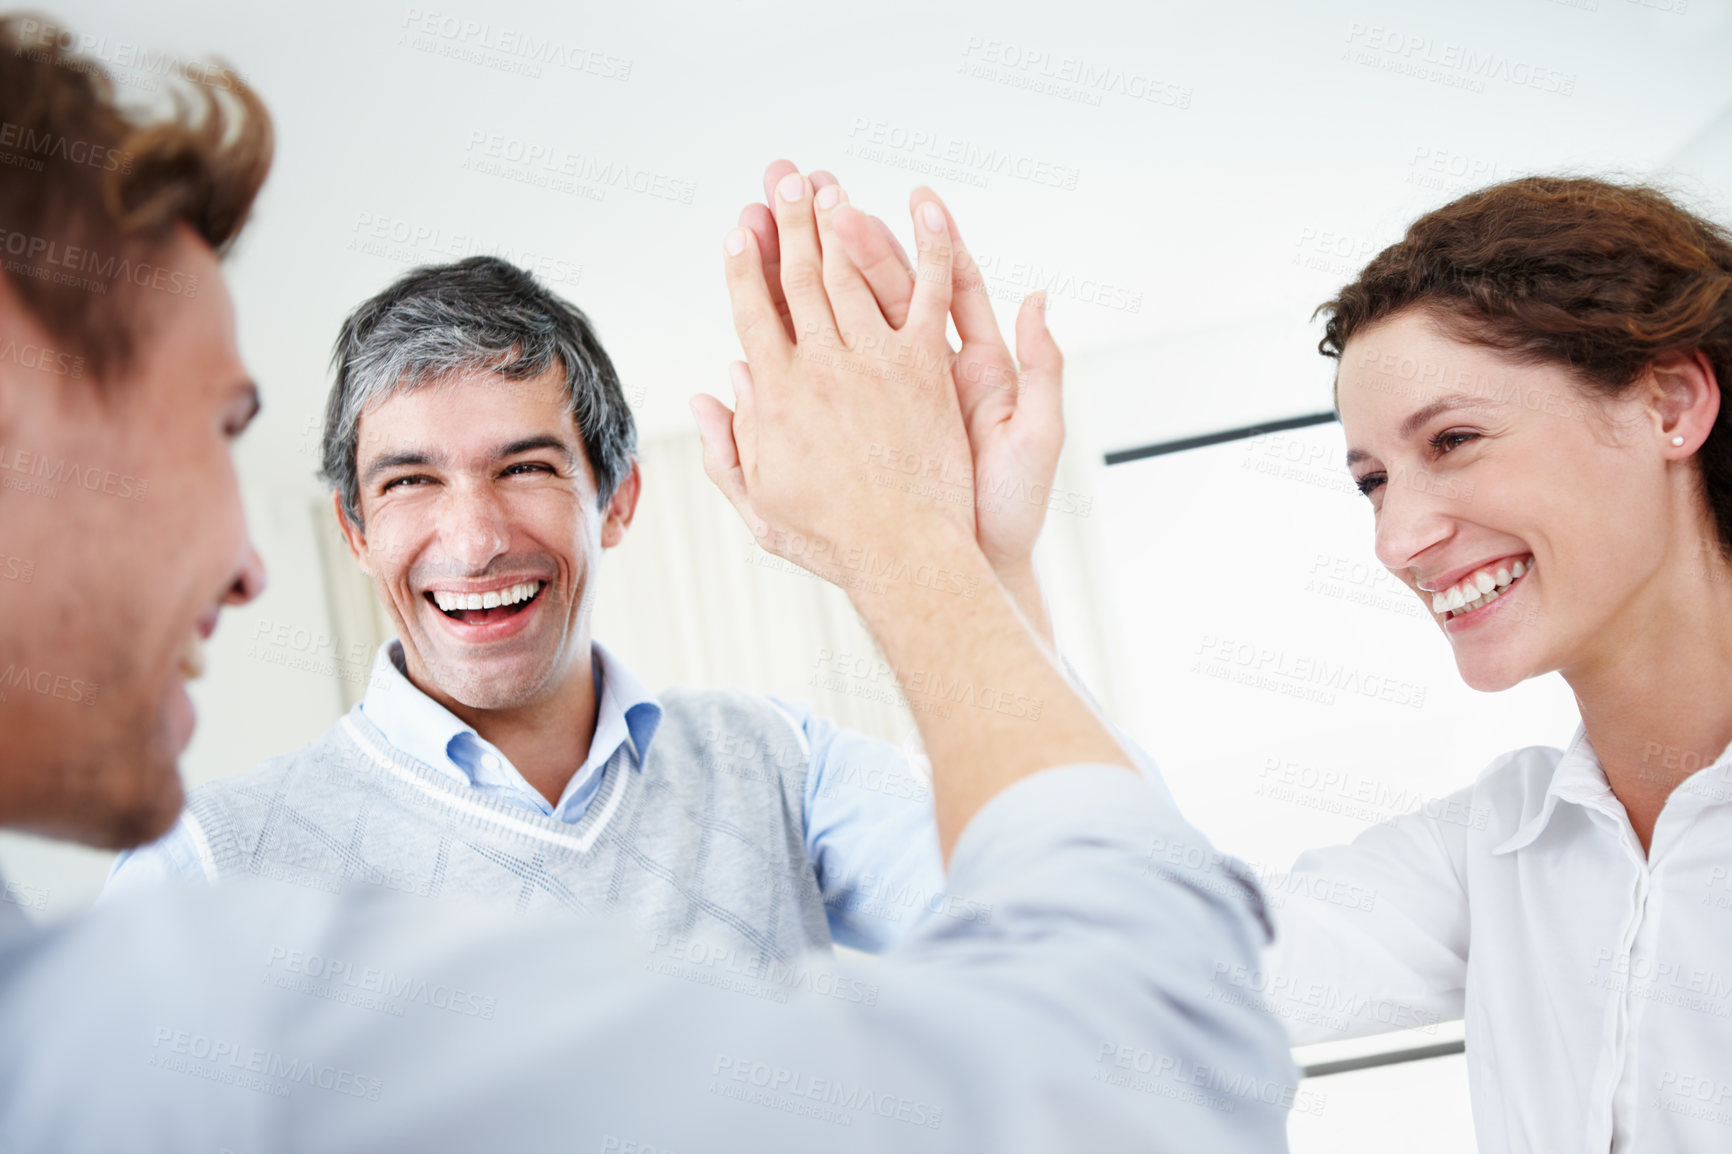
(52, 0, 1732, 477)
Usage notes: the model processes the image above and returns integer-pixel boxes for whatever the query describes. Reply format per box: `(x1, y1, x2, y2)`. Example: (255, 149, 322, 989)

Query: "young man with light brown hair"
(0, 17, 1289, 1151)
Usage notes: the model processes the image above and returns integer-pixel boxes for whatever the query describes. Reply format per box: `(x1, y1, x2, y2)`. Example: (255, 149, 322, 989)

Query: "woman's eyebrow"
(1347, 394, 1504, 466)
(1399, 395, 1501, 439)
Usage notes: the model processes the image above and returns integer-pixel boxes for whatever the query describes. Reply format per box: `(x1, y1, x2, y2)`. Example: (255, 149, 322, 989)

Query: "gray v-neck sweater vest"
(181, 688, 832, 965)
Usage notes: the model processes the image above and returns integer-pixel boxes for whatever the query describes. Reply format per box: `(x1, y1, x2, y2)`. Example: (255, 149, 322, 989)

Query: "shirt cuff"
(946, 763, 1271, 941)
(948, 764, 1168, 874)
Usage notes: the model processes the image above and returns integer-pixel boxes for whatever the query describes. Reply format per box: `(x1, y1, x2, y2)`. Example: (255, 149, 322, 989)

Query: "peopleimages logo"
(400, 8, 633, 80)
(0, 121, 133, 172)
(0, 664, 98, 706)
(149, 1027, 383, 1101)
(710, 1055, 945, 1130)
(1342, 22, 1576, 96)
(0, 227, 200, 298)
(1192, 634, 1427, 709)
(11, 19, 248, 93)
(263, 946, 498, 1019)
(0, 443, 147, 501)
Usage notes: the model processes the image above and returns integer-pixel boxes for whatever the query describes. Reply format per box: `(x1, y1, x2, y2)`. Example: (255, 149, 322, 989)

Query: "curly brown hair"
(1315, 176, 1732, 557)
(0, 13, 272, 380)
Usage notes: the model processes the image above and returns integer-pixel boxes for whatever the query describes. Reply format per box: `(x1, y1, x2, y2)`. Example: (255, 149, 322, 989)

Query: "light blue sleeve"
(766, 696, 946, 953)
(0, 765, 1294, 1153)
(99, 814, 213, 904)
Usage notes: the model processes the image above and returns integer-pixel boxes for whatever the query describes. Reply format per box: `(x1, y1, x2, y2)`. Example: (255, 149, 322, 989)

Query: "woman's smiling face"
(1335, 309, 1683, 692)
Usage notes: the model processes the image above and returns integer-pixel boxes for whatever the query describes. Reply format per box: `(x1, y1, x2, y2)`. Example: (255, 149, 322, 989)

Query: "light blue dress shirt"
(107, 641, 943, 951)
(3, 766, 1295, 1152)
(357, 639, 660, 824)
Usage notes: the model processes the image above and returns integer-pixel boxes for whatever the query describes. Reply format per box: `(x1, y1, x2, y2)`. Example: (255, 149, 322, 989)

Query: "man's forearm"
(992, 557, 1055, 650)
(848, 534, 1131, 860)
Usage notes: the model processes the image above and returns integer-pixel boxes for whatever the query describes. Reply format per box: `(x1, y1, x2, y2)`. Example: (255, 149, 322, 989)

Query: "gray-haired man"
(0, 21, 1292, 1149)
(103, 253, 959, 965)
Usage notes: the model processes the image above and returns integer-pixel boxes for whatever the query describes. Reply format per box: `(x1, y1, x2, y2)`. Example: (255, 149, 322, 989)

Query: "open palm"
(741, 162, 1064, 573)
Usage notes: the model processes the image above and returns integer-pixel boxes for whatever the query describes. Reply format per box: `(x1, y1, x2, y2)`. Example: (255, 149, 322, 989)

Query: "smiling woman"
(1323, 177, 1732, 556)
(1263, 176, 1732, 1154)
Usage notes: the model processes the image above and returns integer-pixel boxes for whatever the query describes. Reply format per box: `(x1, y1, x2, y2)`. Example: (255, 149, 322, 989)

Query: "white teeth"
(432, 581, 542, 615)
(1433, 555, 1535, 618)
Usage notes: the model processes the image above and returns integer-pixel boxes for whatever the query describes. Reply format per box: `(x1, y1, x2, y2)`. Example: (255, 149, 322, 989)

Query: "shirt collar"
(359, 641, 479, 786)
(1493, 724, 1617, 855)
(591, 639, 663, 766)
(358, 640, 664, 798)
(1493, 724, 1732, 855)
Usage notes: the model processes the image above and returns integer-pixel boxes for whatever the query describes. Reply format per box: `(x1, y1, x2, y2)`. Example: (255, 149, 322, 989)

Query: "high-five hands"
(691, 170, 977, 596)
(732, 161, 1067, 639)
(693, 165, 1132, 859)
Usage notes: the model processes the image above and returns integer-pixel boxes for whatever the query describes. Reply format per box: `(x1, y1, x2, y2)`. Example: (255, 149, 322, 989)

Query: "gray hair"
(321, 255, 637, 528)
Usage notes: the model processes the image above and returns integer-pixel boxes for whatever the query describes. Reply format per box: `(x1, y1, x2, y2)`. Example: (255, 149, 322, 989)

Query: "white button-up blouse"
(1264, 725, 1732, 1153)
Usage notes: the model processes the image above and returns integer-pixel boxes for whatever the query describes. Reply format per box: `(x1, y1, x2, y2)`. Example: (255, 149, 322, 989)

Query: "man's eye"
(381, 475, 429, 492)
(504, 462, 555, 476)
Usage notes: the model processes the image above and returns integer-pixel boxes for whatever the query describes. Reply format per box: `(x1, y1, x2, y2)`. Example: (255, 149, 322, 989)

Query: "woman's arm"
(1260, 795, 1474, 1045)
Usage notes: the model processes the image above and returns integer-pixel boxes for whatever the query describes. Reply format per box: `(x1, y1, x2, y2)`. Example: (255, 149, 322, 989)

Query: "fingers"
(1013, 292, 1064, 432)
(906, 188, 954, 338)
(690, 391, 744, 495)
(771, 170, 839, 342)
(937, 202, 1004, 353)
(760, 160, 916, 330)
(723, 224, 792, 370)
(872, 216, 913, 275)
(833, 205, 915, 329)
(813, 185, 889, 338)
(749, 161, 833, 341)
(727, 360, 758, 488)
(761, 159, 799, 209)
(737, 202, 793, 341)
(690, 385, 767, 541)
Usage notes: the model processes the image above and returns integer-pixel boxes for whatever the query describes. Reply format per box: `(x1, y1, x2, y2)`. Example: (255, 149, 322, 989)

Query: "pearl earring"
(1672, 435, 1686, 447)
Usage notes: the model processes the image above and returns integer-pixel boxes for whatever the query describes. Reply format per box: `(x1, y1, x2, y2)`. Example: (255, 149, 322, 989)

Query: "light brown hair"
(1317, 176, 1732, 554)
(0, 13, 272, 380)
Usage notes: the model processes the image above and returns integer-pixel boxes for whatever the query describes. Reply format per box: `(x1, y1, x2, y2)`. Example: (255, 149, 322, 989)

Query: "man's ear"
(332, 491, 372, 575)
(1647, 350, 1721, 456)
(600, 460, 642, 549)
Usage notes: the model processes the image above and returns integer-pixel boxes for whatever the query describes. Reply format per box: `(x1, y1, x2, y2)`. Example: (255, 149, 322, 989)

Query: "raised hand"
(694, 169, 1131, 860)
(737, 162, 1065, 639)
(739, 160, 916, 338)
(692, 170, 976, 594)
